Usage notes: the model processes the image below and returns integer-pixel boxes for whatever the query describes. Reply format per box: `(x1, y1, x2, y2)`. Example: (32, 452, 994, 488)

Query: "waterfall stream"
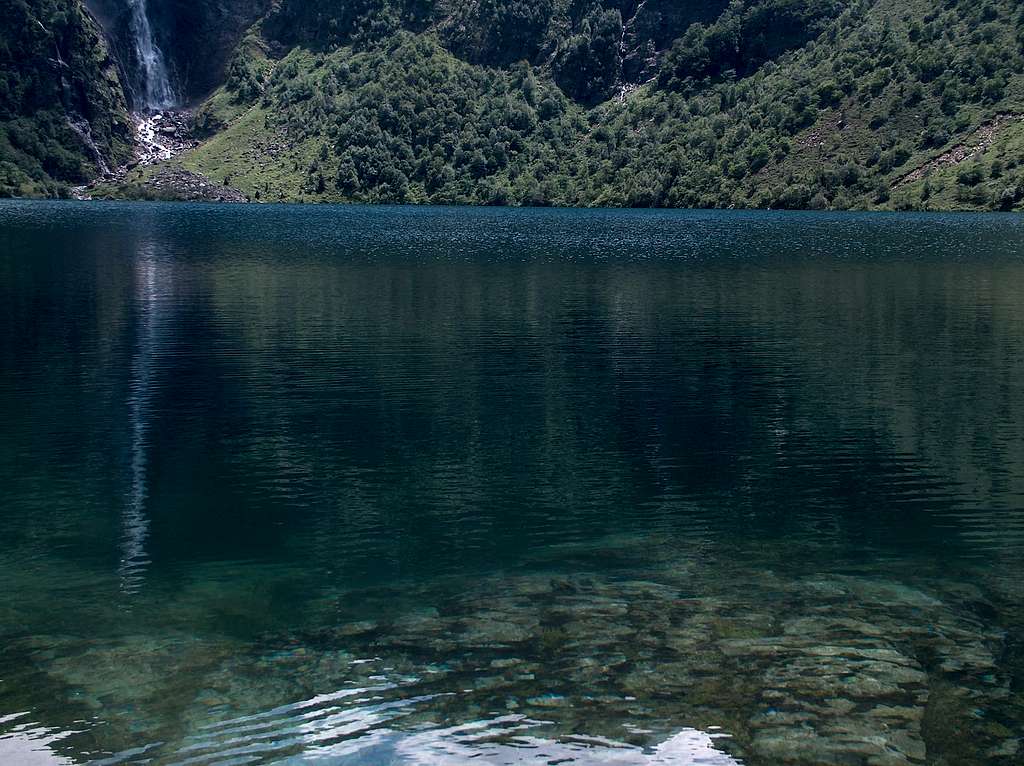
(127, 0, 176, 110)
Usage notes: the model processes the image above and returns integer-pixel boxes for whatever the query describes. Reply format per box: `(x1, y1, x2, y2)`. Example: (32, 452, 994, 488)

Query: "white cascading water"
(127, 0, 176, 110)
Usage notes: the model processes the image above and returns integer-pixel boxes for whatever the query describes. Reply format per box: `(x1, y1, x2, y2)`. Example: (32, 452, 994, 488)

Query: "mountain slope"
(14, 0, 1024, 210)
(0, 0, 132, 197)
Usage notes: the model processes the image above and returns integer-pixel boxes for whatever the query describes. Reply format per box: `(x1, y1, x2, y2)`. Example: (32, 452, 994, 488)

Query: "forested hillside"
(0, 0, 131, 196)
(6, 0, 1024, 210)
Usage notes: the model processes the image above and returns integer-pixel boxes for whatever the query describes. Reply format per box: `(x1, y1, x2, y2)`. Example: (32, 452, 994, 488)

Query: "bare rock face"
(620, 0, 731, 83)
(152, 0, 271, 99)
(85, 0, 269, 106)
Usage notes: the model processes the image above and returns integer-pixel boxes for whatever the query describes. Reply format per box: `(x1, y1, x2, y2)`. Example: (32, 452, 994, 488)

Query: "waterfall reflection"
(120, 241, 165, 597)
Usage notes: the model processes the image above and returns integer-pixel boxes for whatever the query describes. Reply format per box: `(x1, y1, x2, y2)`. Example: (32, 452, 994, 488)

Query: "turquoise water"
(0, 200, 1022, 765)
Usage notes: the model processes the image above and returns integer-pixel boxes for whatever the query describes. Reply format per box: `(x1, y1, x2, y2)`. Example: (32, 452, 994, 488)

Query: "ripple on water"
(2, 204, 1024, 764)
(1, 546, 1021, 765)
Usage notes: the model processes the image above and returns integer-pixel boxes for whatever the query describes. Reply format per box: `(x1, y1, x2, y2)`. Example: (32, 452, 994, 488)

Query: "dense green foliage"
(658, 0, 844, 88)
(260, 0, 727, 95)
(0, 0, 130, 196)
(8, 0, 1024, 210)
(176, 0, 1024, 210)
(188, 38, 587, 204)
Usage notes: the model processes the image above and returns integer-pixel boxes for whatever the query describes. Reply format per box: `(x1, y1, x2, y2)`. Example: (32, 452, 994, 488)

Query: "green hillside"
(0, 0, 131, 197)
(173, 0, 1024, 210)
(9, 0, 1024, 210)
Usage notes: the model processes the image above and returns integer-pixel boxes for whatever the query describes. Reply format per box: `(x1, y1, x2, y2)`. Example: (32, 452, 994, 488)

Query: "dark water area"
(0, 200, 1022, 765)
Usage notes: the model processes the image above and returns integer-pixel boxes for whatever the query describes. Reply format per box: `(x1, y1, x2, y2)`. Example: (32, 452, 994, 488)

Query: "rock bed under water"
(3, 543, 1022, 765)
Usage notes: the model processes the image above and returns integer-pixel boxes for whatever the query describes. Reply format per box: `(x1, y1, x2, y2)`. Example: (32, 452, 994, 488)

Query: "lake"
(0, 200, 1022, 765)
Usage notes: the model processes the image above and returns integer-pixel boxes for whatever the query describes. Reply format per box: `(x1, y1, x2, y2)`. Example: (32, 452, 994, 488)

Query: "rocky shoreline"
(131, 164, 249, 202)
(75, 110, 248, 202)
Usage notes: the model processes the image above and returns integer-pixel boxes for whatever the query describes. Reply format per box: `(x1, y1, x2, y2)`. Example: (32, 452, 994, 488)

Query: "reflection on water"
(171, 688, 738, 765)
(0, 202, 1023, 764)
(0, 714, 78, 766)
(121, 244, 163, 597)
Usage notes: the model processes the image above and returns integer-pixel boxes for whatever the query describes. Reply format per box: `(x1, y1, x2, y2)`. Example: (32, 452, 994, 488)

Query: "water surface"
(1, 201, 1022, 765)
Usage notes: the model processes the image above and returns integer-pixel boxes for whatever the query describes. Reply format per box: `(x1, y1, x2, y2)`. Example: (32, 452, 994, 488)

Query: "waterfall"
(127, 0, 176, 110)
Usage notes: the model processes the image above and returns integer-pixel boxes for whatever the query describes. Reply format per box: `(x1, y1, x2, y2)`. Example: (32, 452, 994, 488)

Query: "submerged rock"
(9, 558, 1020, 765)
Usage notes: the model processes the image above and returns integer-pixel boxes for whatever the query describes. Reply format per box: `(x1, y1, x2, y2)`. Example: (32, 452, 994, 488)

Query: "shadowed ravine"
(0, 203, 1022, 765)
